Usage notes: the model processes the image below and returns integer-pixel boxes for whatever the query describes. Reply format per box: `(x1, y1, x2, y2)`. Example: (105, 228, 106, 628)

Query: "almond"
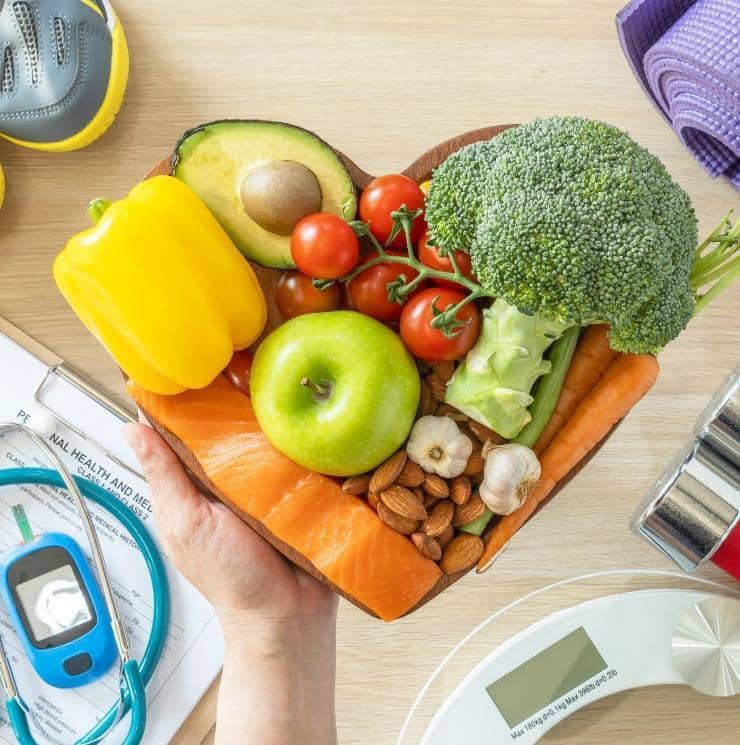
(450, 475, 472, 505)
(422, 494, 440, 511)
(463, 448, 485, 480)
(369, 450, 407, 493)
(427, 372, 447, 402)
(440, 534, 484, 574)
(380, 485, 427, 521)
(396, 460, 425, 488)
(411, 532, 442, 561)
(411, 486, 425, 501)
(421, 500, 455, 537)
(377, 503, 421, 535)
(418, 379, 435, 417)
(453, 495, 486, 526)
(432, 361, 455, 383)
(468, 420, 505, 444)
(367, 492, 380, 510)
(437, 524, 455, 551)
(341, 474, 372, 495)
(423, 473, 449, 498)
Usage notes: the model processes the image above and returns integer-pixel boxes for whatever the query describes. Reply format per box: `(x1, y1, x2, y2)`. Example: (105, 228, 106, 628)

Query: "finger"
(122, 422, 204, 517)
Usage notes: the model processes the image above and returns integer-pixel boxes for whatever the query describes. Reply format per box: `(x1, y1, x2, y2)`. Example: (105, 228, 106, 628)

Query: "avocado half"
(172, 120, 357, 268)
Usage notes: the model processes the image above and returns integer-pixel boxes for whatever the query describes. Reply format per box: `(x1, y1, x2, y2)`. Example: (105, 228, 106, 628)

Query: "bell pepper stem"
(87, 198, 113, 224)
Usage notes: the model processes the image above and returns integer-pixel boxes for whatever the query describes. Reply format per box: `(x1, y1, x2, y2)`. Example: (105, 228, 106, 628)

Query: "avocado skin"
(172, 120, 357, 269)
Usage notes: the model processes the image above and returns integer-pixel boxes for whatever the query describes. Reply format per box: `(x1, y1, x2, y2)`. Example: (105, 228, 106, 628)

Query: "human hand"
(122, 421, 336, 626)
(123, 421, 338, 745)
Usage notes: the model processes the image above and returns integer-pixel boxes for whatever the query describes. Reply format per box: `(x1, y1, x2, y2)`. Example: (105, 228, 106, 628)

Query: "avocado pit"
(240, 160, 322, 235)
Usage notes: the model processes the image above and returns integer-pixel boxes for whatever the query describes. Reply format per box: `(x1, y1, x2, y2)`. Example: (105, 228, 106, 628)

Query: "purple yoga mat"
(617, 0, 740, 188)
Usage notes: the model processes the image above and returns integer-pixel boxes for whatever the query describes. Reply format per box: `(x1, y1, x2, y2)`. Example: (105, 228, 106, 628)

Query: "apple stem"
(301, 377, 331, 400)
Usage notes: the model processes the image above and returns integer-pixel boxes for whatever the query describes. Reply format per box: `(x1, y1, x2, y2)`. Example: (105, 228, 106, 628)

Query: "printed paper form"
(0, 330, 223, 744)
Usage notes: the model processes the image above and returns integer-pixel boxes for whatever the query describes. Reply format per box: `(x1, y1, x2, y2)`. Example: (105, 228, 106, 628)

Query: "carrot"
(477, 352, 659, 572)
(533, 324, 618, 455)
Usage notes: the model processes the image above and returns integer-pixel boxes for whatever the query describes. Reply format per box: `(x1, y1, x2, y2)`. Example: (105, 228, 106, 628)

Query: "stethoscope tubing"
(0, 467, 170, 745)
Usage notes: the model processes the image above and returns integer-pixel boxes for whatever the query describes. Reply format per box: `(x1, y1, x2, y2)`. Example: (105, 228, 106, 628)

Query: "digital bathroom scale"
(399, 571, 740, 745)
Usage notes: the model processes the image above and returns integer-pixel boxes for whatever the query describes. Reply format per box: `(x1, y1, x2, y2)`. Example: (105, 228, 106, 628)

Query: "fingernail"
(122, 423, 148, 459)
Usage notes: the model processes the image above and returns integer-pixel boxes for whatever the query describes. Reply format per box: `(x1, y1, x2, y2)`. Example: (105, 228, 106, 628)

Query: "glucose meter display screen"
(486, 627, 607, 728)
(15, 564, 93, 644)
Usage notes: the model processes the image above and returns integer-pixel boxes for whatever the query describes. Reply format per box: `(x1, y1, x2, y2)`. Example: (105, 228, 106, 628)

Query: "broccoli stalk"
(445, 299, 572, 438)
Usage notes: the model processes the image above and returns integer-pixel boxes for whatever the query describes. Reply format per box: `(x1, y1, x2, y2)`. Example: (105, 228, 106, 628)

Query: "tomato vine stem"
(338, 206, 493, 334)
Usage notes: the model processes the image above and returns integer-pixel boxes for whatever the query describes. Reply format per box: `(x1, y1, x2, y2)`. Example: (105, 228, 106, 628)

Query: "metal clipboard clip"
(33, 363, 142, 479)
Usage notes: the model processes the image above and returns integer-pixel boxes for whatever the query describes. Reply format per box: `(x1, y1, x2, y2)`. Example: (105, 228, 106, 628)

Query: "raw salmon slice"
(129, 375, 442, 620)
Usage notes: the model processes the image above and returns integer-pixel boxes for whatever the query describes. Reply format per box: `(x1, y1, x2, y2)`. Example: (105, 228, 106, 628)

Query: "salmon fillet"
(129, 376, 442, 620)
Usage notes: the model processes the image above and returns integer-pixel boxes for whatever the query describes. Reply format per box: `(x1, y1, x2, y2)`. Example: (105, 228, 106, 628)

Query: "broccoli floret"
(426, 116, 698, 354)
(423, 137, 501, 256)
(426, 116, 700, 437)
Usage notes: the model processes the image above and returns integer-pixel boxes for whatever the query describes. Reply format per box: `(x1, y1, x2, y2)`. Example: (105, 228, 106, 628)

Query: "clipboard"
(0, 316, 138, 477)
(0, 315, 221, 745)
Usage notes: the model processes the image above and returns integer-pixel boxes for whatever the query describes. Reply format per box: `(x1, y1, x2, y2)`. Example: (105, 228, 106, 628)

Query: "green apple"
(251, 310, 420, 476)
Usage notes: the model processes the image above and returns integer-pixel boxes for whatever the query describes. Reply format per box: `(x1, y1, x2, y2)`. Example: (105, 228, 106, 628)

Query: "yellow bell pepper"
(54, 175, 267, 395)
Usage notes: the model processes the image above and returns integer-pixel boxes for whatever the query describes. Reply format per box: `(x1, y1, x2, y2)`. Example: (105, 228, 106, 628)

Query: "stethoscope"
(0, 423, 170, 745)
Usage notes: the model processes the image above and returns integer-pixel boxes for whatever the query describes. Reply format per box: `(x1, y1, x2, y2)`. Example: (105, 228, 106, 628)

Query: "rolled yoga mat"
(617, 0, 740, 188)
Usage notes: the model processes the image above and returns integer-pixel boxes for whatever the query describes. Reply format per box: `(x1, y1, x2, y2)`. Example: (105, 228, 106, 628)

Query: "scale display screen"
(486, 627, 607, 727)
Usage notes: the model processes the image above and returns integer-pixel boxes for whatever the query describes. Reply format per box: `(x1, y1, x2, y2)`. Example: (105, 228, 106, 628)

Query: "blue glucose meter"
(0, 531, 117, 688)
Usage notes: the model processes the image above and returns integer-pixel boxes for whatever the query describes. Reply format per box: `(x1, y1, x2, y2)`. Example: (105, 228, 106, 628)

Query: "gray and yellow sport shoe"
(0, 0, 128, 152)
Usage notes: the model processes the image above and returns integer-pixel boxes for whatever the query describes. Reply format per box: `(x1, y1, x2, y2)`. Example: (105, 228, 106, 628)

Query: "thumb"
(123, 422, 211, 550)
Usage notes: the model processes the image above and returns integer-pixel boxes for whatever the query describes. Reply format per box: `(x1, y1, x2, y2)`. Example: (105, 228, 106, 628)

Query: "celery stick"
(460, 508, 493, 536)
(513, 326, 581, 448)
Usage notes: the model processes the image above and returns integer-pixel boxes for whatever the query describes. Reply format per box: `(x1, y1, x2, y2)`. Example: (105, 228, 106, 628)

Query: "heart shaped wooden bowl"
(136, 124, 617, 618)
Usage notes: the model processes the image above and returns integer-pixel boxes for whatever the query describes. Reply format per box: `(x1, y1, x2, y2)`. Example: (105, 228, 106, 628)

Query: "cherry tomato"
(400, 288, 481, 362)
(290, 213, 359, 279)
(275, 271, 340, 319)
(359, 175, 426, 248)
(224, 349, 254, 395)
(417, 231, 476, 289)
(347, 251, 422, 322)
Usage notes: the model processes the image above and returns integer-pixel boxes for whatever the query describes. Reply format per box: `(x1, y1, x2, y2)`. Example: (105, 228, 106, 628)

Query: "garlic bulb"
(406, 415, 473, 478)
(479, 443, 541, 515)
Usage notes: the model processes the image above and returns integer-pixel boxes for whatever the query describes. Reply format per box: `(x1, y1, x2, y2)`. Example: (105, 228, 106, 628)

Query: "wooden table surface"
(1, 1, 738, 742)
